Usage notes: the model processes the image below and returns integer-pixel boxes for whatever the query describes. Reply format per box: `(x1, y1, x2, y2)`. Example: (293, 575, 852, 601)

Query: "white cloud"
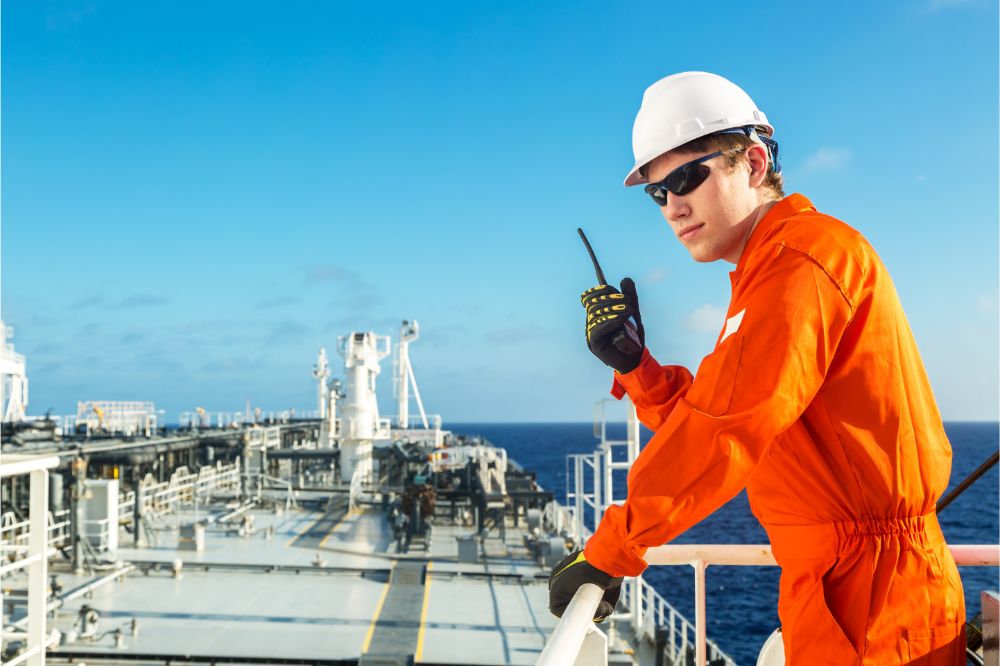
(684, 305, 726, 334)
(976, 293, 997, 314)
(800, 148, 852, 174)
(644, 267, 670, 284)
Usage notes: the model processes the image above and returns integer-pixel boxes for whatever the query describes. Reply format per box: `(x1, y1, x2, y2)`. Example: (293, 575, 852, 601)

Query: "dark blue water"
(448, 422, 1000, 665)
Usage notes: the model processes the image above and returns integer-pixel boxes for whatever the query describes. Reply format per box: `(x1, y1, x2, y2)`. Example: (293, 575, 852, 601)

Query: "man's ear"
(745, 144, 770, 188)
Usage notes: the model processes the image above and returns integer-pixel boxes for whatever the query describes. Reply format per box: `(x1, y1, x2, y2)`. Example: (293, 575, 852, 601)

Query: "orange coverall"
(584, 194, 965, 665)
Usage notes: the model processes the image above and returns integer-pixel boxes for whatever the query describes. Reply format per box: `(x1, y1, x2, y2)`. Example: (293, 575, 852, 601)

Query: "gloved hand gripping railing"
(536, 583, 608, 666)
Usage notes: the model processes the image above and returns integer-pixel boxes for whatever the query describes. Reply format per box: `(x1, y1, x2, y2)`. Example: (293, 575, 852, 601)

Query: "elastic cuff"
(584, 522, 648, 578)
(609, 349, 657, 400)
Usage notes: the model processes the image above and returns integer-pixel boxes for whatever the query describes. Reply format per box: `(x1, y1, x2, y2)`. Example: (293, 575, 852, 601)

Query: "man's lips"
(678, 223, 704, 241)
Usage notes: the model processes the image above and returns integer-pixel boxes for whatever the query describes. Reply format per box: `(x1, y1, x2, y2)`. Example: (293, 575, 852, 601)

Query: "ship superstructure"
(2, 321, 997, 666)
(1, 321, 608, 665)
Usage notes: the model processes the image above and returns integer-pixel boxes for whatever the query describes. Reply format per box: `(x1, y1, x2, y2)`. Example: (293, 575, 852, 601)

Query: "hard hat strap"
(760, 135, 782, 175)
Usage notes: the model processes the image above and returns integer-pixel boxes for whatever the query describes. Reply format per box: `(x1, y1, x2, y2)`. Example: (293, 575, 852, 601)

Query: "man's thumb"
(620, 277, 638, 306)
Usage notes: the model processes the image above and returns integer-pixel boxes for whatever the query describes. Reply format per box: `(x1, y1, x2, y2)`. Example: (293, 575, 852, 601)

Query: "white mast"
(397, 320, 418, 428)
(396, 320, 429, 430)
(1, 321, 28, 423)
(313, 347, 334, 447)
(336, 332, 390, 481)
(313, 347, 330, 420)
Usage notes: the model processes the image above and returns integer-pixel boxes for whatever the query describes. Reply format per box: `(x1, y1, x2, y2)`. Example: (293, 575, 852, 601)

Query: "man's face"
(644, 147, 764, 264)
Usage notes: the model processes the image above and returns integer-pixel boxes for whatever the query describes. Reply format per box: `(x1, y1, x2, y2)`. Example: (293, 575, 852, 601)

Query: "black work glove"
(580, 277, 645, 374)
(548, 550, 623, 622)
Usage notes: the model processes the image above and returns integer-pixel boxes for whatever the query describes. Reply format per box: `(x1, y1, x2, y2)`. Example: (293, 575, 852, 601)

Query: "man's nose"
(661, 195, 690, 225)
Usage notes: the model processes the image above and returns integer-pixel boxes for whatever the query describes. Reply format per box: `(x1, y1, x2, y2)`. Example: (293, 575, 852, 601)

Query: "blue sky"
(2, 0, 997, 422)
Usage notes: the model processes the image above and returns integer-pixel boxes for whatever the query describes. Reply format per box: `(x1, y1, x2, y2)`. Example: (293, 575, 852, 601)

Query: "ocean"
(448, 421, 1000, 665)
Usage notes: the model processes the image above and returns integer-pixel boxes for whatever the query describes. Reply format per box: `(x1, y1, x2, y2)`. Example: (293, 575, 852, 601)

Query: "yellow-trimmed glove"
(580, 277, 645, 374)
(548, 550, 623, 622)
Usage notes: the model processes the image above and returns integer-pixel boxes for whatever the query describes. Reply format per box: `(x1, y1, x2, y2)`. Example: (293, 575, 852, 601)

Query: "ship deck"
(43, 498, 556, 665)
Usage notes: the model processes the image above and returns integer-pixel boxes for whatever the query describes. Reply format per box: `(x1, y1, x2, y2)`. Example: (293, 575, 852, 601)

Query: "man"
(549, 72, 965, 665)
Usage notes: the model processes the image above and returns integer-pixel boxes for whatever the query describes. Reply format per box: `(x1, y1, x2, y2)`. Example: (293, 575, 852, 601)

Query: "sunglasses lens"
(668, 164, 711, 196)
(644, 163, 712, 206)
(644, 184, 669, 205)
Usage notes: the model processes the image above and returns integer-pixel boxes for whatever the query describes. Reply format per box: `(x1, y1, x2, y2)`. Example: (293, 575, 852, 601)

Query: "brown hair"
(654, 130, 785, 199)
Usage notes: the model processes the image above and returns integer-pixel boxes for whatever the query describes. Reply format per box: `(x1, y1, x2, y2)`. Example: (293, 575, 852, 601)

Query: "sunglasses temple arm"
(577, 228, 608, 286)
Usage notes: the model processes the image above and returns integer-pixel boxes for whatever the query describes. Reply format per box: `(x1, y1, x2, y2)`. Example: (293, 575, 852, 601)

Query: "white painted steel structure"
(568, 399, 640, 539)
(337, 331, 391, 481)
(175, 410, 306, 430)
(536, 583, 608, 666)
(75, 401, 157, 437)
(4, 461, 243, 560)
(313, 347, 341, 447)
(313, 347, 331, 421)
(390, 320, 446, 446)
(540, 543, 1000, 666)
(1, 321, 28, 423)
(0, 454, 60, 666)
(430, 444, 508, 496)
(0, 510, 72, 552)
(395, 320, 423, 428)
(564, 400, 729, 663)
(117, 461, 242, 527)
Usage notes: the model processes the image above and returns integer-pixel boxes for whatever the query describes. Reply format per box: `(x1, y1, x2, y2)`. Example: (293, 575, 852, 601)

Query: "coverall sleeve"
(610, 350, 694, 431)
(585, 245, 855, 576)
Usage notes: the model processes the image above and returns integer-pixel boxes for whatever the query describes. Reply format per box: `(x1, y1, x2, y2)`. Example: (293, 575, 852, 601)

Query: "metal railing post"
(669, 607, 676, 660)
(27, 468, 48, 666)
(574, 456, 583, 532)
(591, 452, 601, 529)
(692, 558, 707, 666)
(631, 577, 642, 635)
(604, 446, 613, 509)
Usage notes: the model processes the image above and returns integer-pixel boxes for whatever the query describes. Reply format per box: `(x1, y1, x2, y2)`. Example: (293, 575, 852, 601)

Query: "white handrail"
(644, 543, 1000, 566)
(541, 543, 1000, 666)
(536, 583, 606, 666)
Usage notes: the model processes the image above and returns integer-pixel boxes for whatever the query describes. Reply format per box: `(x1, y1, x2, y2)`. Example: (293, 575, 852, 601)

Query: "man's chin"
(687, 247, 717, 263)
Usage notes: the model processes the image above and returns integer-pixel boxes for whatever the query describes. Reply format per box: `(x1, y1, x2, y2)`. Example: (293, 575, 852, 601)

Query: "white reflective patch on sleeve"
(719, 308, 746, 345)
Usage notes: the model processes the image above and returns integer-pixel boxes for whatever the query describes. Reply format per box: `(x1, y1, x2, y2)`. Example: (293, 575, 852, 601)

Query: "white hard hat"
(624, 71, 774, 187)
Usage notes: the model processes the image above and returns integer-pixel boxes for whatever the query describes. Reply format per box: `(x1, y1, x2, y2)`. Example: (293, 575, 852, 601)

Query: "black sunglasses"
(643, 151, 723, 207)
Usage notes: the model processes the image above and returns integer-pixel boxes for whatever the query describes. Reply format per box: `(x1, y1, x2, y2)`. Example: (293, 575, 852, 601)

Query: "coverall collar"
(730, 193, 815, 285)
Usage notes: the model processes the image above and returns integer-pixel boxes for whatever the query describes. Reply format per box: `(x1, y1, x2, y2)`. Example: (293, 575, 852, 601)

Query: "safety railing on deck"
(255, 473, 298, 512)
(12, 462, 245, 552)
(118, 460, 241, 525)
(0, 454, 61, 666)
(392, 414, 444, 430)
(617, 570, 735, 666)
(333, 417, 392, 440)
(538, 543, 1000, 666)
(242, 426, 283, 449)
(1, 510, 72, 551)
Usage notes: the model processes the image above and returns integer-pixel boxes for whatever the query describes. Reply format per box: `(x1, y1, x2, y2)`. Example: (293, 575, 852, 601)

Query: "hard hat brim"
(624, 164, 648, 187)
